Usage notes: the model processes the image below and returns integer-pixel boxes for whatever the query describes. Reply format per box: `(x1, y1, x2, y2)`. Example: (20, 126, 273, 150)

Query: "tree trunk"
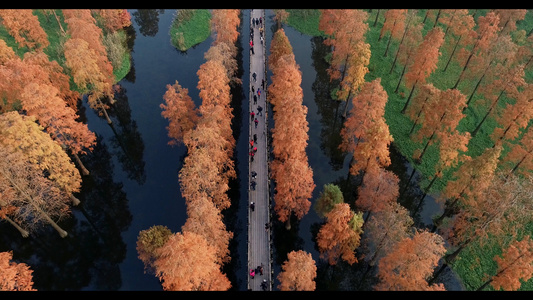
(373, 9, 380, 27)
(453, 49, 475, 89)
(409, 96, 429, 135)
(36, 205, 68, 238)
(401, 80, 418, 114)
(510, 151, 532, 174)
(477, 279, 493, 291)
(52, 10, 66, 36)
(417, 131, 436, 163)
(69, 193, 81, 206)
(399, 166, 417, 199)
(72, 151, 90, 176)
(471, 93, 501, 137)
(394, 61, 408, 93)
(443, 35, 461, 72)
(464, 71, 485, 111)
(413, 173, 438, 216)
(384, 32, 393, 57)
(3, 216, 29, 238)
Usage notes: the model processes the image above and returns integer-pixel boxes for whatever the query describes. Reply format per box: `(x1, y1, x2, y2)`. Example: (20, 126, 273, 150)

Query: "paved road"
(247, 8, 272, 291)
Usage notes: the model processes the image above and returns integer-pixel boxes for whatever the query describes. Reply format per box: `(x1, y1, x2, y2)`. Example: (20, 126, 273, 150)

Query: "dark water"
(0, 9, 462, 291)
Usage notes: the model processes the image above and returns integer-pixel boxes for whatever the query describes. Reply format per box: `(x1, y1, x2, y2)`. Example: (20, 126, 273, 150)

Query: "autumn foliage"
(144, 9, 242, 290)
(375, 230, 446, 291)
(316, 203, 364, 265)
(0, 251, 35, 291)
(340, 78, 393, 176)
(153, 231, 231, 291)
(277, 250, 317, 291)
(268, 28, 315, 228)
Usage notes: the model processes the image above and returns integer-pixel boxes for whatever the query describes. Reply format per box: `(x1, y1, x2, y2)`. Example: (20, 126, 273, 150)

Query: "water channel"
(0, 9, 463, 291)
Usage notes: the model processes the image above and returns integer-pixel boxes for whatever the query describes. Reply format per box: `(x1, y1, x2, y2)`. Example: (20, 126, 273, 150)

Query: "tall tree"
(378, 10, 407, 56)
(136, 225, 173, 275)
(153, 231, 231, 291)
(181, 194, 233, 265)
(390, 15, 423, 77)
(0, 111, 81, 207)
(0, 251, 36, 291)
(314, 183, 344, 218)
(491, 83, 533, 146)
(270, 156, 315, 229)
(439, 9, 475, 72)
(502, 125, 533, 175)
(453, 11, 500, 89)
(359, 202, 413, 287)
(20, 82, 96, 176)
(375, 230, 446, 291)
(319, 9, 369, 117)
(0, 9, 49, 50)
(401, 27, 444, 114)
(356, 164, 399, 222)
(211, 9, 240, 46)
(480, 235, 533, 291)
(63, 9, 116, 122)
(462, 34, 518, 110)
(493, 9, 527, 36)
(412, 88, 469, 164)
(277, 250, 317, 291)
(160, 80, 199, 146)
(471, 63, 526, 138)
(63, 38, 113, 124)
(0, 137, 71, 238)
(340, 78, 393, 176)
(438, 172, 533, 278)
(22, 51, 81, 109)
(93, 9, 132, 32)
(433, 145, 502, 230)
(268, 33, 315, 229)
(316, 202, 364, 266)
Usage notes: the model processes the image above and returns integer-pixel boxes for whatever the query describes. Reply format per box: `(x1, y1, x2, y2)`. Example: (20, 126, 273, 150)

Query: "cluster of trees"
(267, 25, 315, 230)
(312, 9, 533, 291)
(266, 17, 318, 290)
(137, 9, 241, 291)
(0, 9, 131, 290)
(271, 9, 533, 291)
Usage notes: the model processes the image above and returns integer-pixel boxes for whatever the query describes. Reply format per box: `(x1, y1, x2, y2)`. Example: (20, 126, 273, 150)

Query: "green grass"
(285, 9, 533, 291)
(169, 9, 211, 51)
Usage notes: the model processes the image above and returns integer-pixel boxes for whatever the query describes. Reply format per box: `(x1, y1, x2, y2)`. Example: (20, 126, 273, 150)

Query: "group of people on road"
(248, 11, 270, 292)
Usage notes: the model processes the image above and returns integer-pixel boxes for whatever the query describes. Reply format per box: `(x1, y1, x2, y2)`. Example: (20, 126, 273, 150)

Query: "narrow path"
(247, 9, 272, 291)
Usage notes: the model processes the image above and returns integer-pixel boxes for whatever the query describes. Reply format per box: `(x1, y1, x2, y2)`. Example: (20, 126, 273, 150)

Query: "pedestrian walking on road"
(250, 269, 255, 279)
(254, 94, 257, 104)
(252, 86, 255, 94)
(250, 151, 254, 162)
(257, 88, 261, 98)
(251, 180, 256, 190)
(253, 133, 257, 143)
(250, 139, 254, 148)
(254, 118, 258, 128)
(250, 201, 255, 211)
(261, 79, 265, 89)
(257, 106, 263, 116)
(253, 72, 257, 82)
(251, 171, 257, 179)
